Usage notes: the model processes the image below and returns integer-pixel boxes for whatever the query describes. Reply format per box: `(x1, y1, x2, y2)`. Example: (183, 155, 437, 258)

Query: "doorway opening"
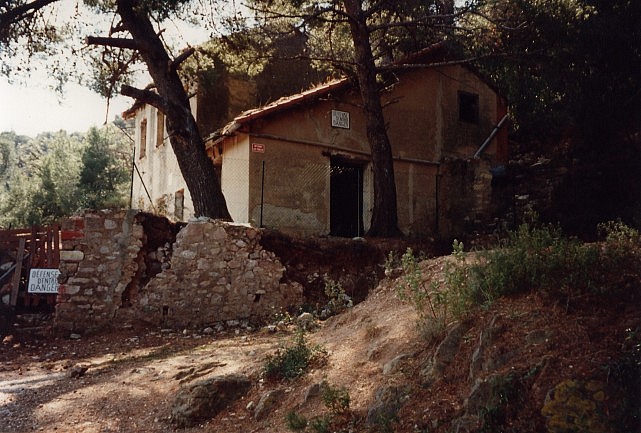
(330, 159, 364, 237)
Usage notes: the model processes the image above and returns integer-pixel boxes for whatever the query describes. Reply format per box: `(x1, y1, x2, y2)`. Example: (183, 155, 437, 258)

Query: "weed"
(384, 250, 398, 272)
(320, 382, 350, 416)
(396, 248, 443, 321)
(396, 244, 473, 340)
(285, 382, 353, 432)
(309, 416, 331, 433)
(461, 218, 641, 305)
(264, 331, 327, 381)
(400, 218, 641, 327)
(286, 410, 309, 431)
(321, 279, 352, 319)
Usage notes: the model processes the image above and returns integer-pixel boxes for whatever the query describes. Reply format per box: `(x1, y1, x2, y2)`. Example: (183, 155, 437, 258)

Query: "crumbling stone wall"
(55, 211, 302, 334)
(136, 218, 302, 329)
(55, 210, 144, 333)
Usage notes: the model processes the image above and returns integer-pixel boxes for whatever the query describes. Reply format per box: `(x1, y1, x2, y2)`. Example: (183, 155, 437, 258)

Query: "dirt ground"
(1, 251, 640, 433)
(0, 270, 419, 433)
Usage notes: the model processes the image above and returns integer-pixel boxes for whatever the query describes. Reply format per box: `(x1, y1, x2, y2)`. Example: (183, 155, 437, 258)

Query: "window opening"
(139, 118, 147, 158)
(156, 110, 165, 147)
(175, 189, 185, 221)
(458, 91, 479, 124)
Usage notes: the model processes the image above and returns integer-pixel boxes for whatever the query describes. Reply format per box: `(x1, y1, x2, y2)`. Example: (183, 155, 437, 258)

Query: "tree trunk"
(343, 0, 401, 237)
(115, 0, 230, 220)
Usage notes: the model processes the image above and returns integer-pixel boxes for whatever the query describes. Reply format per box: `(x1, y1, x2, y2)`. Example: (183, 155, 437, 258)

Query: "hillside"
(1, 246, 639, 433)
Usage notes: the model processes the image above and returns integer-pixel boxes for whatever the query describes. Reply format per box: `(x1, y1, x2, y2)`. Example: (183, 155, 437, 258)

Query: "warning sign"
(27, 268, 61, 293)
(251, 143, 265, 153)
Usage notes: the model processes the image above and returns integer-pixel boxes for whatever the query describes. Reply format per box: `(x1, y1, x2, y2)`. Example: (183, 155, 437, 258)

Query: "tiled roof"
(217, 78, 351, 137)
(208, 41, 502, 143)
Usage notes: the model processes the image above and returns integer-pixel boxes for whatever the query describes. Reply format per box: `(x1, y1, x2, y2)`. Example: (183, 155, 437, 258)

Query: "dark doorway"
(330, 159, 364, 237)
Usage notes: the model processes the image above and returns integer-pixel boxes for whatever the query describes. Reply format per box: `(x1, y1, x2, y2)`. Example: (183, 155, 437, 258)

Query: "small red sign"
(252, 143, 265, 153)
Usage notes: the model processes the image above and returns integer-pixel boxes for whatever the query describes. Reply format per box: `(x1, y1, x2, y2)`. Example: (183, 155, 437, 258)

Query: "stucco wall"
(249, 138, 331, 236)
(222, 134, 250, 222)
(131, 104, 195, 220)
(220, 64, 503, 238)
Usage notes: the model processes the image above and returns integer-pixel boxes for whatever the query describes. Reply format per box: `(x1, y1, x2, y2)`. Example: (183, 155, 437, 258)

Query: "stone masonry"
(136, 218, 302, 329)
(55, 210, 143, 334)
(55, 210, 302, 334)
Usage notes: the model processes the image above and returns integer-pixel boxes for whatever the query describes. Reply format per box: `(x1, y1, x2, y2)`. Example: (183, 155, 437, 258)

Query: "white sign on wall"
(331, 110, 350, 129)
(27, 268, 61, 293)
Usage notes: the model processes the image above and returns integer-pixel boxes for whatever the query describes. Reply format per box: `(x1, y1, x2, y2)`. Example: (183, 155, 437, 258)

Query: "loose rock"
(171, 374, 251, 428)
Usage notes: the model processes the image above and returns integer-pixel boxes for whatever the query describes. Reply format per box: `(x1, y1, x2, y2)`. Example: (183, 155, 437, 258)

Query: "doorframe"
(329, 156, 365, 237)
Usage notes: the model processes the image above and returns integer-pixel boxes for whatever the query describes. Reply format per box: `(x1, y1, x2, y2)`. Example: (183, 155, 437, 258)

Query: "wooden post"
(52, 224, 60, 267)
(9, 238, 25, 308)
(30, 226, 37, 267)
(46, 226, 53, 267)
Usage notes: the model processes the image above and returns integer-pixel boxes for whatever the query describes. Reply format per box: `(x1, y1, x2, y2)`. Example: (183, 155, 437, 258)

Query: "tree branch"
(171, 47, 195, 71)
(120, 84, 171, 113)
(86, 35, 141, 51)
(0, 0, 58, 30)
(377, 53, 510, 72)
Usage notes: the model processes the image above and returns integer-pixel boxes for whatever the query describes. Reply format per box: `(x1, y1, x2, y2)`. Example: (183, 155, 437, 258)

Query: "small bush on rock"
(285, 382, 352, 432)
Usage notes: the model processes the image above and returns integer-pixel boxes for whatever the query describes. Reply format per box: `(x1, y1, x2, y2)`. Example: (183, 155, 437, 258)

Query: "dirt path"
(0, 329, 283, 432)
(0, 274, 419, 433)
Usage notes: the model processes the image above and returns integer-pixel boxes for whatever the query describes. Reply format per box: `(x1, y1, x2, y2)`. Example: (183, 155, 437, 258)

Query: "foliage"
(470, 221, 599, 301)
(320, 279, 352, 319)
(320, 382, 350, 416)
(286, 410, 309, 431)
(2, 1, 234, 220)
(466, 0, 641, 143)
(0, 126, 131, 228)
(308, 416, 331, 433)
(443, 218, 641, 308)
(396, 217, 641, 332)
(78, 126, 130, 210)
(394, 247, 464, 340)
(606, 326, 641, 432)
(285, 382, 351, 432)
(264, 331, 327, 381)
(0, 131, 83, 226)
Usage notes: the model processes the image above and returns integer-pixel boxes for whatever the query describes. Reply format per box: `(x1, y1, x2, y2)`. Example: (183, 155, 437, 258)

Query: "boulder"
(421, 322, 468, 387)
(366, 385, 408, 430)
(171, 374, 251, 427)
(296, 312, 316, 331)
(254, 388, 285, 420)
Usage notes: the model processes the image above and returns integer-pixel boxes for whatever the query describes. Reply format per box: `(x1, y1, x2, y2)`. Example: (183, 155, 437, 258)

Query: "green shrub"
(321, 279, 352, 318)
(285, 382, 352, 432)
(320, 382, 350, 416)
(401, 218, 641, 326)
(396, 243, 474, 338)
(309, 416, 331, 433)
(286, 410, 309, 431)
(455, 218, 641, 306)
(264, 331, 327, 381)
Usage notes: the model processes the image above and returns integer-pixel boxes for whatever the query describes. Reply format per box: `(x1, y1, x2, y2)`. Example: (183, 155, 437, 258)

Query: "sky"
(0, 2, 212, 137)
(0, 77, 131, 136)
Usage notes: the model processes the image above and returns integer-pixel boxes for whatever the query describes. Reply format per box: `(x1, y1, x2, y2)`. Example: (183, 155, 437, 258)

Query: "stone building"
(210, 42, 509, 238)
(124, 33, 323, 221)
(126, 42, 508, 238)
